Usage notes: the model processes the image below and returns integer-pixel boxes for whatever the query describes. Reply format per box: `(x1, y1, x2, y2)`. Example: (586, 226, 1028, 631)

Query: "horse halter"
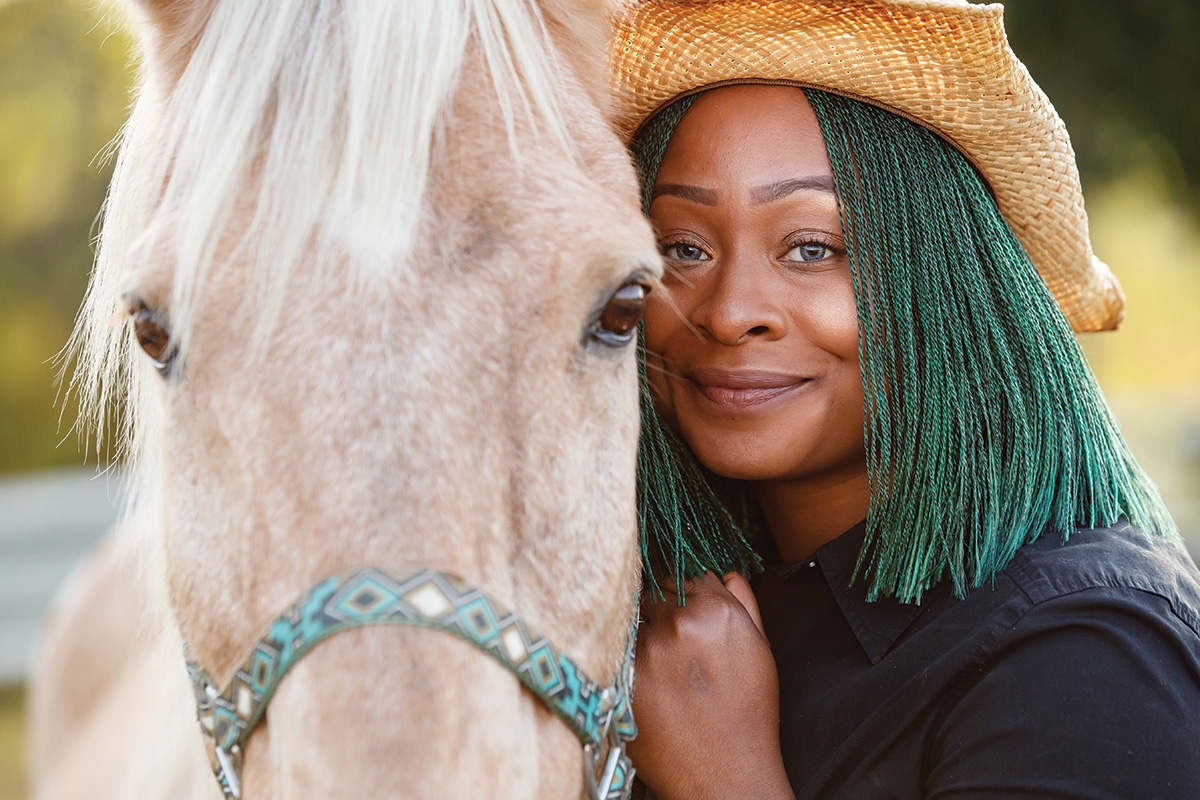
(185, 566, 637, 800)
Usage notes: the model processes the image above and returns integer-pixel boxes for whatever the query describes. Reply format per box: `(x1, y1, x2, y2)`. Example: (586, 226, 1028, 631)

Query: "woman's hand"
(628, 572, 794, 800)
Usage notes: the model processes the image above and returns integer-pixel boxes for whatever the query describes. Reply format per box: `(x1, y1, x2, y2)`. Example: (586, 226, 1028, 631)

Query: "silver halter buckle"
(584, 687, 635, 800)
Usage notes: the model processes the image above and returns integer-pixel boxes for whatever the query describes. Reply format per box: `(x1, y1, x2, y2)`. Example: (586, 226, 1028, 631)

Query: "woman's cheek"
(787, 271, 860, 361)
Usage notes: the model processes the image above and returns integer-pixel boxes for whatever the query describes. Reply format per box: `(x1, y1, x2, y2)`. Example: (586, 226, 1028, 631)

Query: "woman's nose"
(689, 257, 788, 345)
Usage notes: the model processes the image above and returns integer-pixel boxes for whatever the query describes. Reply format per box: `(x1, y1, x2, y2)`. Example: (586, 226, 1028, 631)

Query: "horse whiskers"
(643, 358, 676, 377)
(650, 286, 702, 339)
(646, 380, 670, 404)
(641, 355, 685, 383)
(662, 262, 694, 289)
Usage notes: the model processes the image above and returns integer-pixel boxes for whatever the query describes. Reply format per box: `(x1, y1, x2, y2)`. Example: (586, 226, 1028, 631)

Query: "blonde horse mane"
(65, 0, 579, 482)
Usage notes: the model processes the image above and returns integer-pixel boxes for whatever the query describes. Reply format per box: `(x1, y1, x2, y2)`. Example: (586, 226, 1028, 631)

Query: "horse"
(29, 0, 658, 797)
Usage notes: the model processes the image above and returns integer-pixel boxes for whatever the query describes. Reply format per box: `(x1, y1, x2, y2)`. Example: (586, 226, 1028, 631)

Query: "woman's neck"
(752, 467, 870, 565)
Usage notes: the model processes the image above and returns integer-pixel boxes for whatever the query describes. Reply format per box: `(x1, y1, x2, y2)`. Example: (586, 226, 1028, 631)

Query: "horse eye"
(130, 302, 179, 378)
(590, 278, 651, 347)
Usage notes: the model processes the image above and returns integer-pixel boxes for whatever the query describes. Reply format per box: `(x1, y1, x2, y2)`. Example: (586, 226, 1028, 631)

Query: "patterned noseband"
(185, 567, 637, 799)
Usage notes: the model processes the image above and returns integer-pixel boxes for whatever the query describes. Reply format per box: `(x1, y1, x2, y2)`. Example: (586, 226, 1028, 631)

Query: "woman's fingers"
(641, 570, 760, 614)
(640, 570, 766, 644)
(640, 571, 715, 622)
(721, 571, 765, 635)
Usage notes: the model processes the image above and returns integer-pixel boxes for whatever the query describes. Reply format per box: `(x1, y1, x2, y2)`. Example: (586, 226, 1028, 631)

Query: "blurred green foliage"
(0, 0, 134, 473)
(1002, 0, 1200, 207)
(0, 686, 24, 800)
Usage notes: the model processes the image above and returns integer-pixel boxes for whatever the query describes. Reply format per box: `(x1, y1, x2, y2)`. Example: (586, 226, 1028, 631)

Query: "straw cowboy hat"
(610, 0, 1124, 332)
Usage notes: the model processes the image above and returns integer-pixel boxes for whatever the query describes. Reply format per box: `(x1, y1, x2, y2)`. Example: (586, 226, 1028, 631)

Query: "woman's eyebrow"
(650, 183, 719, 205)
(752, 176, 836, 204)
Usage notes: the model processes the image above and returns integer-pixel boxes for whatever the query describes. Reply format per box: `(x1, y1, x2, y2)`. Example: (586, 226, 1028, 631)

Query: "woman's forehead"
(656, 85, 833, 189)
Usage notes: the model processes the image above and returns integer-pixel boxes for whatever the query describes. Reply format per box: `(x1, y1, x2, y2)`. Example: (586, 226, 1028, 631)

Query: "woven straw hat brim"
(611, 0, 1124, 332)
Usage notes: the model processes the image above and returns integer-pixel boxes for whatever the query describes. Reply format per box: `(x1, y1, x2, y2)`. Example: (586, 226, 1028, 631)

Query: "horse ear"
(123, 0, 217, 79)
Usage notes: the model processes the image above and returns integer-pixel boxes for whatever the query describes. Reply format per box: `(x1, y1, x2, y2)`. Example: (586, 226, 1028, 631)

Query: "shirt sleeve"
(924, 588, 1200, 800)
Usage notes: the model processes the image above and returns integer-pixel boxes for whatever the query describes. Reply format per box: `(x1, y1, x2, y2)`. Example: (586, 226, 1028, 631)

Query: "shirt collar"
(777, 520, 928, 664)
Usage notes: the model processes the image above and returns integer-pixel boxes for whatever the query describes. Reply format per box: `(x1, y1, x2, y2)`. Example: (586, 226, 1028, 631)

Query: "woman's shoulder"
(1000, 518, 1200, 638)
(922, 522, 1200, 798)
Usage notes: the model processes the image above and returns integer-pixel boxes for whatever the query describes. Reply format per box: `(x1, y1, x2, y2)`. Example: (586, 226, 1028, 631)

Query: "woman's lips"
(684, 367, 813, 411)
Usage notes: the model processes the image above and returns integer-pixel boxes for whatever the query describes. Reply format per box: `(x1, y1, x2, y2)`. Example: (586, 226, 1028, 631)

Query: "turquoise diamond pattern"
(186, 566, 637, 800)
(211, 706, 239, 747)
(332, 575, 397, 620)
(249, 647, 277, 695)
(528, 645, 561, 693)
(457, 596, 499, 642)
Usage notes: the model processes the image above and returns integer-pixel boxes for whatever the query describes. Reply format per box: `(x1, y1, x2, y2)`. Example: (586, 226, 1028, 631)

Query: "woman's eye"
(661, 242, 709, 262)
(589, 277, 651, 348)
(785, 242, 833, 262)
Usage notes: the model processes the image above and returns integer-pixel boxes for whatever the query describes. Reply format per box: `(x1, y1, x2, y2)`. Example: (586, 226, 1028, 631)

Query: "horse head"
(59, 0, 657, 796)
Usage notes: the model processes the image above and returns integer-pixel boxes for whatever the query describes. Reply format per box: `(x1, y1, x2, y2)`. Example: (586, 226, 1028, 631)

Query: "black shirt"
(754, 519, 1200, 800)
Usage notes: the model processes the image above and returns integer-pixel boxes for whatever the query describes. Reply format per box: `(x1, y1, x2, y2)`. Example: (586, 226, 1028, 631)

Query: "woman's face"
(643, 85, 866, 486)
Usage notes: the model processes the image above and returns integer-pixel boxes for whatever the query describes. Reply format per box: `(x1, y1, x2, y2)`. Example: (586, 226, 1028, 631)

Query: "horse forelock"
(65, 0, 585, 485)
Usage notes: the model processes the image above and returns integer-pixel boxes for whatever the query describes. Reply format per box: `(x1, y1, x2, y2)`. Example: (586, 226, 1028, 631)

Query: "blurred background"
(1, 0, 1198, 797)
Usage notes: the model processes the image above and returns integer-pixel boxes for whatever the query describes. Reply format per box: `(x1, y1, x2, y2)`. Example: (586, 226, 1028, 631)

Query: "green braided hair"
(632, 87, 1177, 604)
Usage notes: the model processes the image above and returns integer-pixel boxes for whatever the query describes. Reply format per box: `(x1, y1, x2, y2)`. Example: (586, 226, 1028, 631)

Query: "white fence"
(0, 469, 121, 684)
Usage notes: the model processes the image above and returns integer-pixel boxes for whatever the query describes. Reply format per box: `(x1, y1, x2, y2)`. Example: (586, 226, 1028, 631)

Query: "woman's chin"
(686, 438, 802, 482)
(681, 422, 868, 485)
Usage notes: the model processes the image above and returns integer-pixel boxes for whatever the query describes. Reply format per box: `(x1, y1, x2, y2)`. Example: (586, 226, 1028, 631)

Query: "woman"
(611, 2, 1200, 799)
